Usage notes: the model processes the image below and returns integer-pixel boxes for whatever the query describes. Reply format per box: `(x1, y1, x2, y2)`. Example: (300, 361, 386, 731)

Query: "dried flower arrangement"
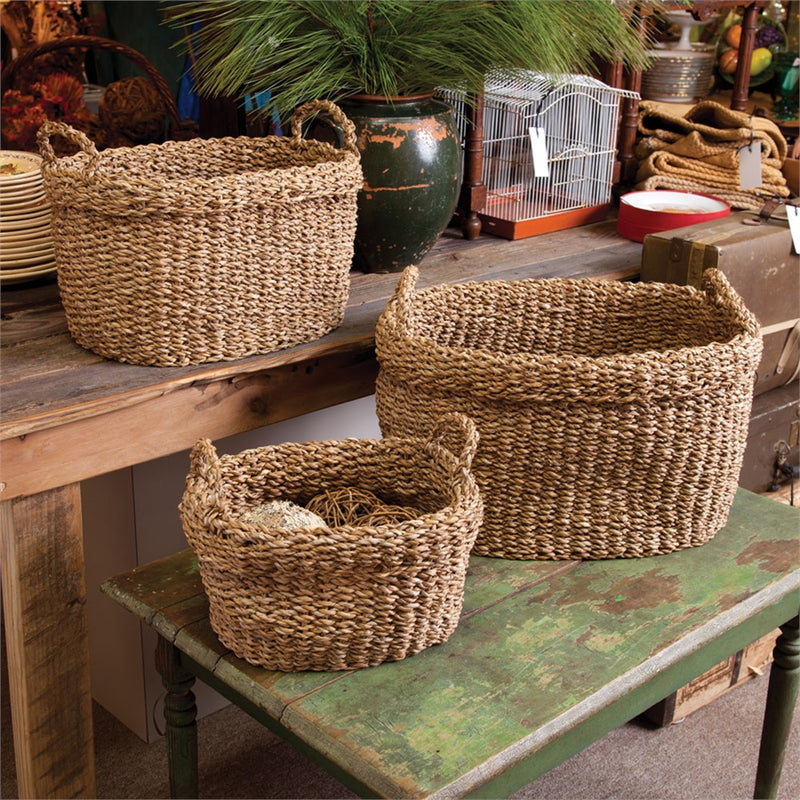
(1, 71, 89, 151)
(0, 0, 97, 84)
(0, 1, 102, 151)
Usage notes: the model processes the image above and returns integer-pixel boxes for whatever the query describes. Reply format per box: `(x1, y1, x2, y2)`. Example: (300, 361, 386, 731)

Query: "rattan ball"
(356, 505, 421, 527)
(98, 76, 168, 144)
(305, 487, 419, 527)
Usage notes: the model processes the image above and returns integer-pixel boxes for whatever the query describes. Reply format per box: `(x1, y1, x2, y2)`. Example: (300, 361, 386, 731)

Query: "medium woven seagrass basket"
(375, 266, 763, 560)
(179, 413, 483, 671)
(36, 100, 362, 366)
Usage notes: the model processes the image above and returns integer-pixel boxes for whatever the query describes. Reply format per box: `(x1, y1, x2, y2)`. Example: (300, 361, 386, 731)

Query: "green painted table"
(102, 489, 800, 799)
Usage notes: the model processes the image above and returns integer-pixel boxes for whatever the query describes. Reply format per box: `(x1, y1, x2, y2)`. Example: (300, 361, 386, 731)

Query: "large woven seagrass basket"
(36, 100, 362, 366)
(179, 413, 483, 671)
(375, 266, 763, 560)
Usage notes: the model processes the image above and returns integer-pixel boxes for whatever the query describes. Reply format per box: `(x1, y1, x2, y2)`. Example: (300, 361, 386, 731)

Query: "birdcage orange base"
(478, 202, 611, 240)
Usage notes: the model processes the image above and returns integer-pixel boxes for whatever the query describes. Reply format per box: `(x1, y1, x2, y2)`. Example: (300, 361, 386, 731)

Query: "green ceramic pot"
(338, 94, 463, 274)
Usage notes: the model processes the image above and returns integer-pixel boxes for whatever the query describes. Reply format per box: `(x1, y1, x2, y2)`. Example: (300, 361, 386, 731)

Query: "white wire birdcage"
(440, 72, 639, 238)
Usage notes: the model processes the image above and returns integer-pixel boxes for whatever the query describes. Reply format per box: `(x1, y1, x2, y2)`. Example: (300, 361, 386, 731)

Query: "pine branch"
(165, 0, 652, 119)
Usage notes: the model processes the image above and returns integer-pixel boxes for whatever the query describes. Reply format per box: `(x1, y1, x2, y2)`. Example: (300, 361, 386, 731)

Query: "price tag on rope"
(738, 140, 762, 190)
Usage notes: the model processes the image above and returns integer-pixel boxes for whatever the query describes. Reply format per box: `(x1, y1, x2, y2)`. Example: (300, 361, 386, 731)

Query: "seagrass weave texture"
(179, 413, 483, 671)
(36, 100, 362, 366)
(375, 266, 763, 560)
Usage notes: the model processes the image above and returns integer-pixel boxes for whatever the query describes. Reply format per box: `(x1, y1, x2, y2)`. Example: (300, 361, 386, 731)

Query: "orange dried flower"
(1, 72, 90, 152)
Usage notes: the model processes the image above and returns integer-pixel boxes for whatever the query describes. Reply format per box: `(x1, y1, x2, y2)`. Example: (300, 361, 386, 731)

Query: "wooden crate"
(644, 630, 780, 727)
(646, 484, 794, 727)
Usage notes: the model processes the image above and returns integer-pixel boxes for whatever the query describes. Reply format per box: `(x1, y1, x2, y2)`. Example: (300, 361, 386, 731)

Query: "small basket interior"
(216, 440, 453, 523)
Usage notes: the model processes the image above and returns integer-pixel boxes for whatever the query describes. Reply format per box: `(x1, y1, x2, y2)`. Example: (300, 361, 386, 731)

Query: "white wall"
(83, 395, 381, 742)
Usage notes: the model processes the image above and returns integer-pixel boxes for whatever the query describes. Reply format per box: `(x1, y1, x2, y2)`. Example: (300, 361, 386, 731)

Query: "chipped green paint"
(103, 489, 800, 800)
(279, 491, 799, 797)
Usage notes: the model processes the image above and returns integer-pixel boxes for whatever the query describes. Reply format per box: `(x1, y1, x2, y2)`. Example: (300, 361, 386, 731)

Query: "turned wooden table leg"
(754, 615, 800, 799)
(156, 637, 199, 800)
(0, 486, 96, 799)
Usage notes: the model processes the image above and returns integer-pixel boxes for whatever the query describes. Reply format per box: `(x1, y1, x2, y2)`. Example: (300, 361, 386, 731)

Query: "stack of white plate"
(0, 150, 56, 285)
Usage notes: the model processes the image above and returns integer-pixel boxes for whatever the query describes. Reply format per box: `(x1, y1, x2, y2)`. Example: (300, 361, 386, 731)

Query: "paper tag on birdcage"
(528, 127, 550, 178)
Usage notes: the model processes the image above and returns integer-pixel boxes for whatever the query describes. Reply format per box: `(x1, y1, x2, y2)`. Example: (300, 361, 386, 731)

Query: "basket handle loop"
(291, 99, 359, 157)
(37, 121, 100, 179)
(428, 412, 479, 474)
(188, 438, 223, 488)
(701, 267, 761, 338)
(384, 265, 419, 331)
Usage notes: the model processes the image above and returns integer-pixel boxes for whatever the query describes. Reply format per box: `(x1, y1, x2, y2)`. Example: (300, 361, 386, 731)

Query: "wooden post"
(617, 6, 646, 187)
(754, 615, 800, 799)
(459, 93, 486, 240)
(732, 2, 759, 111)
(156, 637, 199, 800)
(0, 486, 96, 798)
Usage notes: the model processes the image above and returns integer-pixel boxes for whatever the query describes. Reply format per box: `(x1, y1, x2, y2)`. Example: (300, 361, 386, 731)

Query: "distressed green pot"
(339, 94, 463, 274)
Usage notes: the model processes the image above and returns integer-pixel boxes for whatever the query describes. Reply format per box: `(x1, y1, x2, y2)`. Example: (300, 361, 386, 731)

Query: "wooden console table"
(0, 221, 640, 798)
(102, 490, 799, 799)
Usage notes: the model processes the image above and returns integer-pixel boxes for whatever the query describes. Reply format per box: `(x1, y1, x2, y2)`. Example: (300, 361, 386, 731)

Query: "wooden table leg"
(754, 615, 800, 799)
(156, 637, 199, 800)
(0, 485, 96, 798)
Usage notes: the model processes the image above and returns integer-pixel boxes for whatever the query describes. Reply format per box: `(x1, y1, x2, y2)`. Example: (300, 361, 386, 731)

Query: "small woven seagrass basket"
(36, 100, 362, 366)
(375, 266, 763, 560)
(179, 413, 483, 671)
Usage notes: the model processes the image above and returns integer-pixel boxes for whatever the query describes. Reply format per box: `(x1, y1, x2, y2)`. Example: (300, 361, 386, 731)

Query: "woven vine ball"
(305, 486, 419, 527)
(356, 504, 421, 526)
(98, 76, 168, 144)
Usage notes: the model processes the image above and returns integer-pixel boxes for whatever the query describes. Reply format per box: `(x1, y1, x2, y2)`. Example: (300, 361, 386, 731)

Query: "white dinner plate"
(0, 209, 51, 228)
(1, 241, 54, 258)
(0, 229, 52, 245)
(0, 194, 48, 212)
(0, 151, 44, 178)
(1, 249, 58, 268)
(0, 262, 57, 284)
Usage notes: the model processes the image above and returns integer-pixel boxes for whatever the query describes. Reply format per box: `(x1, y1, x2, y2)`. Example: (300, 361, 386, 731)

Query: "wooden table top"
(0, 220, 641, 500)
(103, 489, 800, 799)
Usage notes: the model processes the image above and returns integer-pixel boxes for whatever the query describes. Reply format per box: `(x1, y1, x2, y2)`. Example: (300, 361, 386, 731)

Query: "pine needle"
(165, 0, 652, 119)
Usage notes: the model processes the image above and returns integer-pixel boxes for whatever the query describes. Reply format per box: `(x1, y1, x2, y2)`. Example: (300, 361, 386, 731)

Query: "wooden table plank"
(0, 221, 639, 441)
(0, 485, 96, 799)
(273, 491, 799, 798)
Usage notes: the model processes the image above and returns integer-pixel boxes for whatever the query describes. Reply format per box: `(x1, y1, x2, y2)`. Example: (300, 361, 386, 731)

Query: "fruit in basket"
(719, 48, 738, 74)
(750, 47, 773, 76)
(754, 24, 783, 49)
(726, 24, 742, 48)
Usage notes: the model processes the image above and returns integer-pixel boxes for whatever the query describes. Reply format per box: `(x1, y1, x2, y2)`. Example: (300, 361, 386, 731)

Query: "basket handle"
(187, 437, 223, 489)
(701, 267, 761, 338)
(290, 99, 359, 158)
(427, 412, 479, 474)
(383, 265, 420, 332)
(37, 121, 100, 179)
